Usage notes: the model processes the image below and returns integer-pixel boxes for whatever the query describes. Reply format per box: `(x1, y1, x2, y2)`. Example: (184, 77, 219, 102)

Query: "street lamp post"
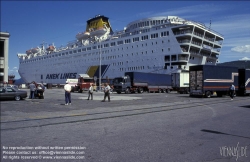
(99, 39, 102, 91)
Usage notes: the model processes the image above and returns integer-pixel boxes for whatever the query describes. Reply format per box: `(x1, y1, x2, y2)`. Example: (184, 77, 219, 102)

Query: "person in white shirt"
(64, 81, 72, 105)
(102, 83, 111, 102)
(229, 83, 235, 100)
(87, 83, 94, 100)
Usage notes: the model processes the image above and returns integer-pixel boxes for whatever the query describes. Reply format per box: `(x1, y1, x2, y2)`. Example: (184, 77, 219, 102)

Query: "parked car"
(6, 85, 19, 90)
(0, 87, 27, 101)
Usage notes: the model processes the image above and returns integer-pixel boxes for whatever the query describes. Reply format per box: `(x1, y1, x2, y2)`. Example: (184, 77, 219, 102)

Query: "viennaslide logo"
(220, 142, 247, 161)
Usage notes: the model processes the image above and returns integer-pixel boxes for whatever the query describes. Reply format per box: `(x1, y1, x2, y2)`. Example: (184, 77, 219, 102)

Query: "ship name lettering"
(46, 73, 77, 79)
(45, 73, 60, 79)
(60, 73, 77, 79)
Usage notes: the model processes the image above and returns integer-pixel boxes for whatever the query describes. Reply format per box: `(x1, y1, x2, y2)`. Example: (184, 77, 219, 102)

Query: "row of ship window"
(21, 46, 171, 64)
(23, 31, 169, 58)
(46, 62, 161, 72)
(128, 19, 172, 30)
(23, 50, 162, 65)
(124, 65, 165, 71)
(21, 31, 170, 63)
(92, 31, 169, 49)
(120, 66, 145, 71)
(68, 31, 169, 51)
(44, 64, 159, 73)
(21, 39, 171, 64)
(24, 50, 162, 67)
(77, 32, 168, 51)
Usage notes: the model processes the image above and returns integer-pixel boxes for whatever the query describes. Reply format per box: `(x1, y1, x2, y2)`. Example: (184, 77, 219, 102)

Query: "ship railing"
(112, 30, 124, 37)
(191, 41, 201, 46)
(185, 19, 224, 37)
(212, 48, 221, 53)
(67, 40, 78, 48)
(202, 44, 212, 51)
(148, 18, 223, 38)
(122, 25, 165, 38)
(190, 51, 209, 57)
(193, 32, 203, 38)
(184, 20, 206, 27)
(204, 36, 215, 42)
(205, 28, 224, 38)
(154, 24, 171, 30)
(214, 40, 223, 45)
(190, 50, 199, 55)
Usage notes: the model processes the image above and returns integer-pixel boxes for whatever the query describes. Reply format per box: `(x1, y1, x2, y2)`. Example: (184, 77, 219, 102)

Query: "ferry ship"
(17, 14, 224, 84)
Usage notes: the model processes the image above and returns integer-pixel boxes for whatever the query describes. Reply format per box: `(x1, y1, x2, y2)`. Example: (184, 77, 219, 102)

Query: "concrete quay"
(1, 89, 250, 162)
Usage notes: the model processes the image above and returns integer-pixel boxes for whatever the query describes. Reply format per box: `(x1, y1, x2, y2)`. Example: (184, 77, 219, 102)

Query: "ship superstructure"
(17, 15, 224, 84)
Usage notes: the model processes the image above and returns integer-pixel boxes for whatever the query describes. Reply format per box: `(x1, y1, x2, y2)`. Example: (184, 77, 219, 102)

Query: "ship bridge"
(170, 22, 224, 67)
(125, 16, 185, 33)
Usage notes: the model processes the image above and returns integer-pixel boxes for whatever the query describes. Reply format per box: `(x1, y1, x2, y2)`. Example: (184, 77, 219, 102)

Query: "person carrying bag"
(102, 83, 111, 102)
(87, 83, 94, 100)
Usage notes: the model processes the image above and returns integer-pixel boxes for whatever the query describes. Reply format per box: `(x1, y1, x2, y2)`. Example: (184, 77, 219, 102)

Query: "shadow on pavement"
(239, 105, 250, 109)
(201, 129, 250, 139)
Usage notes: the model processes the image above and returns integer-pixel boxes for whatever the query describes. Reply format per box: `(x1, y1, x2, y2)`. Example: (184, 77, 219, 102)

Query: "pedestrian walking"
(87, 83, 94, 100)
(29, 82, 36, 99)
(64, 81, 72, 105)
(229, 83, 235, 100)
(102, 83, 111, 102)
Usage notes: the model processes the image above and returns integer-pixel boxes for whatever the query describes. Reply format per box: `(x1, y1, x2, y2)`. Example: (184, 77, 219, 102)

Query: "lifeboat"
(26, 49, 32, 55)
(76, 32, 90, 40)
(31, 47, 41, 54)
(90, 27, 107, 37)
(46, 45, 56, 52)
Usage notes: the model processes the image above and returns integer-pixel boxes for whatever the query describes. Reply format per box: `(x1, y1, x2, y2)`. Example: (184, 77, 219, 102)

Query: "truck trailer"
(238, 69, 250, 96)
(113, 72, 172, 94)
(189, 65, 239, 97)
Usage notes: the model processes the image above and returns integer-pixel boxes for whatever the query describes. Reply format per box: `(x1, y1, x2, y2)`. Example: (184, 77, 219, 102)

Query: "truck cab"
(113, 75, 131, 94)
(76, 74, 94, 93)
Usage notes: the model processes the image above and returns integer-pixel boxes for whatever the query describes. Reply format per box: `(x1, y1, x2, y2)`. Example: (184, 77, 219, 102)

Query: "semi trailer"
(113, 72, 172, 94)
(189, 65, 250, 97)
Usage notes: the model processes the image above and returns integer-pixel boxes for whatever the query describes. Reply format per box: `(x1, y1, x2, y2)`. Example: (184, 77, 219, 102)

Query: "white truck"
(172, 72, 189, 94)
(66, 79, 79, 92)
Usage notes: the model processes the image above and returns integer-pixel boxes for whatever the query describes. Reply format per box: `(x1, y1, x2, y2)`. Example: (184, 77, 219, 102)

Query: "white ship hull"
(18, 15, 224, 84)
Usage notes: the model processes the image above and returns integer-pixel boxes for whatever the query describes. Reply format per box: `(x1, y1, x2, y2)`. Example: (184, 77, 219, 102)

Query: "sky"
(1, 1, 250, 79)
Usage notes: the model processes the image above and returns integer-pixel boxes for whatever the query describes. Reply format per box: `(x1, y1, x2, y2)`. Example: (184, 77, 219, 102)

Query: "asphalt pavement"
(1, 89, 250, 162)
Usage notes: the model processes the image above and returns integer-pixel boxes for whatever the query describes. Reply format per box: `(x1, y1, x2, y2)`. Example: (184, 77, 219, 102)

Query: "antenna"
(209, 19, 211, 30)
